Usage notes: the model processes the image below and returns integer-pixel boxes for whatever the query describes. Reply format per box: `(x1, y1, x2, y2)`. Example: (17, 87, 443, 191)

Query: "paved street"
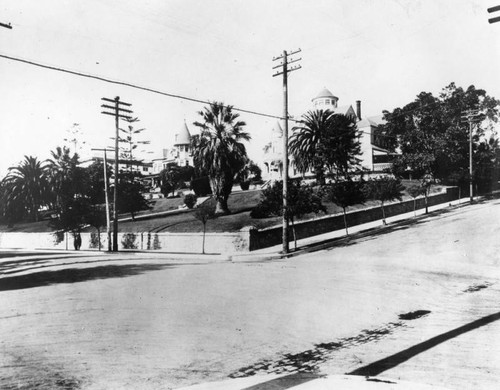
(1, 199, 500, 389)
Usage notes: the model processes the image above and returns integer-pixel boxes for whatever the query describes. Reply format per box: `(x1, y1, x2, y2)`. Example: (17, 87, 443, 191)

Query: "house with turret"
(151, 121, 194, 174)
(261, 87, 395, 180)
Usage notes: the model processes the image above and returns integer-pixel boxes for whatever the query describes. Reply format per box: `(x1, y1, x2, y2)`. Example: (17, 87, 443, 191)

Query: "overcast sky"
(1, 0, 499, 175)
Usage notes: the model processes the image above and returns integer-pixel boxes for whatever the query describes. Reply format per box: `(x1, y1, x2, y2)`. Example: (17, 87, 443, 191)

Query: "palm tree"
(289, 110, 361, 183)
(193, 102, 250, 214)
(46, 146, 79, 209)
(2, 156, 49, 222)
(289, 110, 333, 184)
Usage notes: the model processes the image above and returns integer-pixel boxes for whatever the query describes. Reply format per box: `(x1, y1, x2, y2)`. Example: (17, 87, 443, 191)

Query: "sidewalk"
(229, 196, 475, 262)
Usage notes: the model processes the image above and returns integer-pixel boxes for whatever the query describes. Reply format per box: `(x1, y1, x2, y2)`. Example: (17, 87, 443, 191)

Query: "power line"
(0, 52, 489, 146)
(0, 52, 287, 121)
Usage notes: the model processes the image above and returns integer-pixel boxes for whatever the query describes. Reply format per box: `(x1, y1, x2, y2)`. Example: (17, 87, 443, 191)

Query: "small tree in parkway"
(193, 202, 217, 254)
(326, 179, 366, 235)
(251, 180, 325, 249)
(365, 177, 405, 225)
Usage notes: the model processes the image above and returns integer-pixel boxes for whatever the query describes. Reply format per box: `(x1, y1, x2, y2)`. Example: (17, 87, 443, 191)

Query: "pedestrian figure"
(74, 232, 82, 250)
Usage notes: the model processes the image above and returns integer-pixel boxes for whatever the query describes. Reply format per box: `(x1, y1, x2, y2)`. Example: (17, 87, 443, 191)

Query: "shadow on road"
(241, 372, 322, 390)
(347, 310, 500, 377)
(0, 263, 174, 292)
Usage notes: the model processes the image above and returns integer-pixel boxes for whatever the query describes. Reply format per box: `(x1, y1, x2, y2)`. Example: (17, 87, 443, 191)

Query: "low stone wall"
(0, 188, 460, 254)
(0, 230, 252, 254)
(249, 187, 459, 251)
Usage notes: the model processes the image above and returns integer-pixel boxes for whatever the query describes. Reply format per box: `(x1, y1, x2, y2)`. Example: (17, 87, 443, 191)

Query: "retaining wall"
(0, 230, 251, 254)
(249, 187, 459, 251)
(0, 188, 459, 254)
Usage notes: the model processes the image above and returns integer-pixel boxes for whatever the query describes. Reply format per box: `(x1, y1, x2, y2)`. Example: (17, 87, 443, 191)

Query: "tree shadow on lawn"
(0, 263, 174, 292)
(347, 310, 500, 377)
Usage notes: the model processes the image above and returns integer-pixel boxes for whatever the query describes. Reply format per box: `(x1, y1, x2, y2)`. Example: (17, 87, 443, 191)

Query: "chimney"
(356, 100, 362, 120)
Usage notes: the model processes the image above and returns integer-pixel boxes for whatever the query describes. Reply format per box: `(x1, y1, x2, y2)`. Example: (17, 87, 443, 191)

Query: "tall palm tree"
(2, 156, 49, 222)
(46, 146, 79, 208)
(289, 110, 361, 183)
(193, 102, 250, 214)
(289, 110, 334, 184)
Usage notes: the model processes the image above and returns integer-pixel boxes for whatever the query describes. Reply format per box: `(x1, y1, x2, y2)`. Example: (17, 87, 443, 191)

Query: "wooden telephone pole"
(101, 97, 133, 251)
(461, 108, 481, 203)
(272, 49, 301, 254)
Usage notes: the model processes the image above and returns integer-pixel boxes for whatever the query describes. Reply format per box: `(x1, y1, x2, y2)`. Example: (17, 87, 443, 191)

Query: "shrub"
(190, 176, 212, 197)
(121, 233, 138, 249)
(184, 193, 198, 209)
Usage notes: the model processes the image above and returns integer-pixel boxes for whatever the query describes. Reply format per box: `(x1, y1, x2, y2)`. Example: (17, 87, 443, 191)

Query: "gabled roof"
(312, 87, 338, 101)
(357, 115, 386, 128)
(174, 122, 191, 145)
(331, 105, 356, 117)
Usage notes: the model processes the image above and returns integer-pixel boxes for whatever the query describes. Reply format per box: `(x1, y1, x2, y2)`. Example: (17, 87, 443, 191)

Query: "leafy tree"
(190, 176, 212, 197)
(382, 83, 499, 189)
(49, 195, 92, 250)
(84, 204, 107, 251)
(447, 168, 469, 204)
(365, 177, 404, 225)
(192, 102, 250, 214)
(1, 156, 49, 222)
(289, 110, 361, 184)
(85, 160, 112, 205)
(117, 171, 150, 220)
(193, 202, 216, 254)
(159, 163, 182, 197)
(406, 183, 424, 217)
(183, 193, 198, 209)
(251, 180, 325, 249)
(474, 136, 500, 194)
(325, 179, 366, 235)
(236, 159, 262, 190)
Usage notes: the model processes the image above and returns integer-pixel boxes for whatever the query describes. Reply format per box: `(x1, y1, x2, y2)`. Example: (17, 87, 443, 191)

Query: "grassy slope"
(0, 184, 448, 234)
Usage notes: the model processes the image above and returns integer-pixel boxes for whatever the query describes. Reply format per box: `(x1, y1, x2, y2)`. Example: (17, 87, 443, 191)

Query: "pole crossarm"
(101, 104, 133, 113)
(101, 111, 133, 120)
(101, 97, 132, 106)
(487, 5, 500, 23)
(0, 22, 12, 29)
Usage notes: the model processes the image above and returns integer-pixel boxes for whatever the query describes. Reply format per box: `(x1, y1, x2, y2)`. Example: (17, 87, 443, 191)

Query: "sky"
(1, 0, 500, 176)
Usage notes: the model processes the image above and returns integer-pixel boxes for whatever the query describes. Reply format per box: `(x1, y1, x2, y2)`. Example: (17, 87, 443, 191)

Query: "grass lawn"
(0, 183, 449, 234)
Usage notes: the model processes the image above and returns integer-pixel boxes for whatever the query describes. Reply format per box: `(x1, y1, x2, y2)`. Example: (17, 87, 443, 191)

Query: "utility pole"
(461, 108, 481, 203)
(91, 148, 114, 251)
(101, 97, 133, 251)
(272, 49, 301, 254)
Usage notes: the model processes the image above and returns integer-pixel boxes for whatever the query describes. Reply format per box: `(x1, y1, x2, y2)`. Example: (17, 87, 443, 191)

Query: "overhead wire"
(0, 52, 487, 146)
(0, 52, 290, 122)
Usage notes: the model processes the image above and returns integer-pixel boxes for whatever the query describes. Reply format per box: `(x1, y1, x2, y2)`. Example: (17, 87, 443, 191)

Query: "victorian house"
(261, 88, 394, 180)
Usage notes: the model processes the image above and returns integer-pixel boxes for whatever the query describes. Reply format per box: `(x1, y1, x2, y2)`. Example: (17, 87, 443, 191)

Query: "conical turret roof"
(312, 87, 338, 101)
(174, 121, 191, 145)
